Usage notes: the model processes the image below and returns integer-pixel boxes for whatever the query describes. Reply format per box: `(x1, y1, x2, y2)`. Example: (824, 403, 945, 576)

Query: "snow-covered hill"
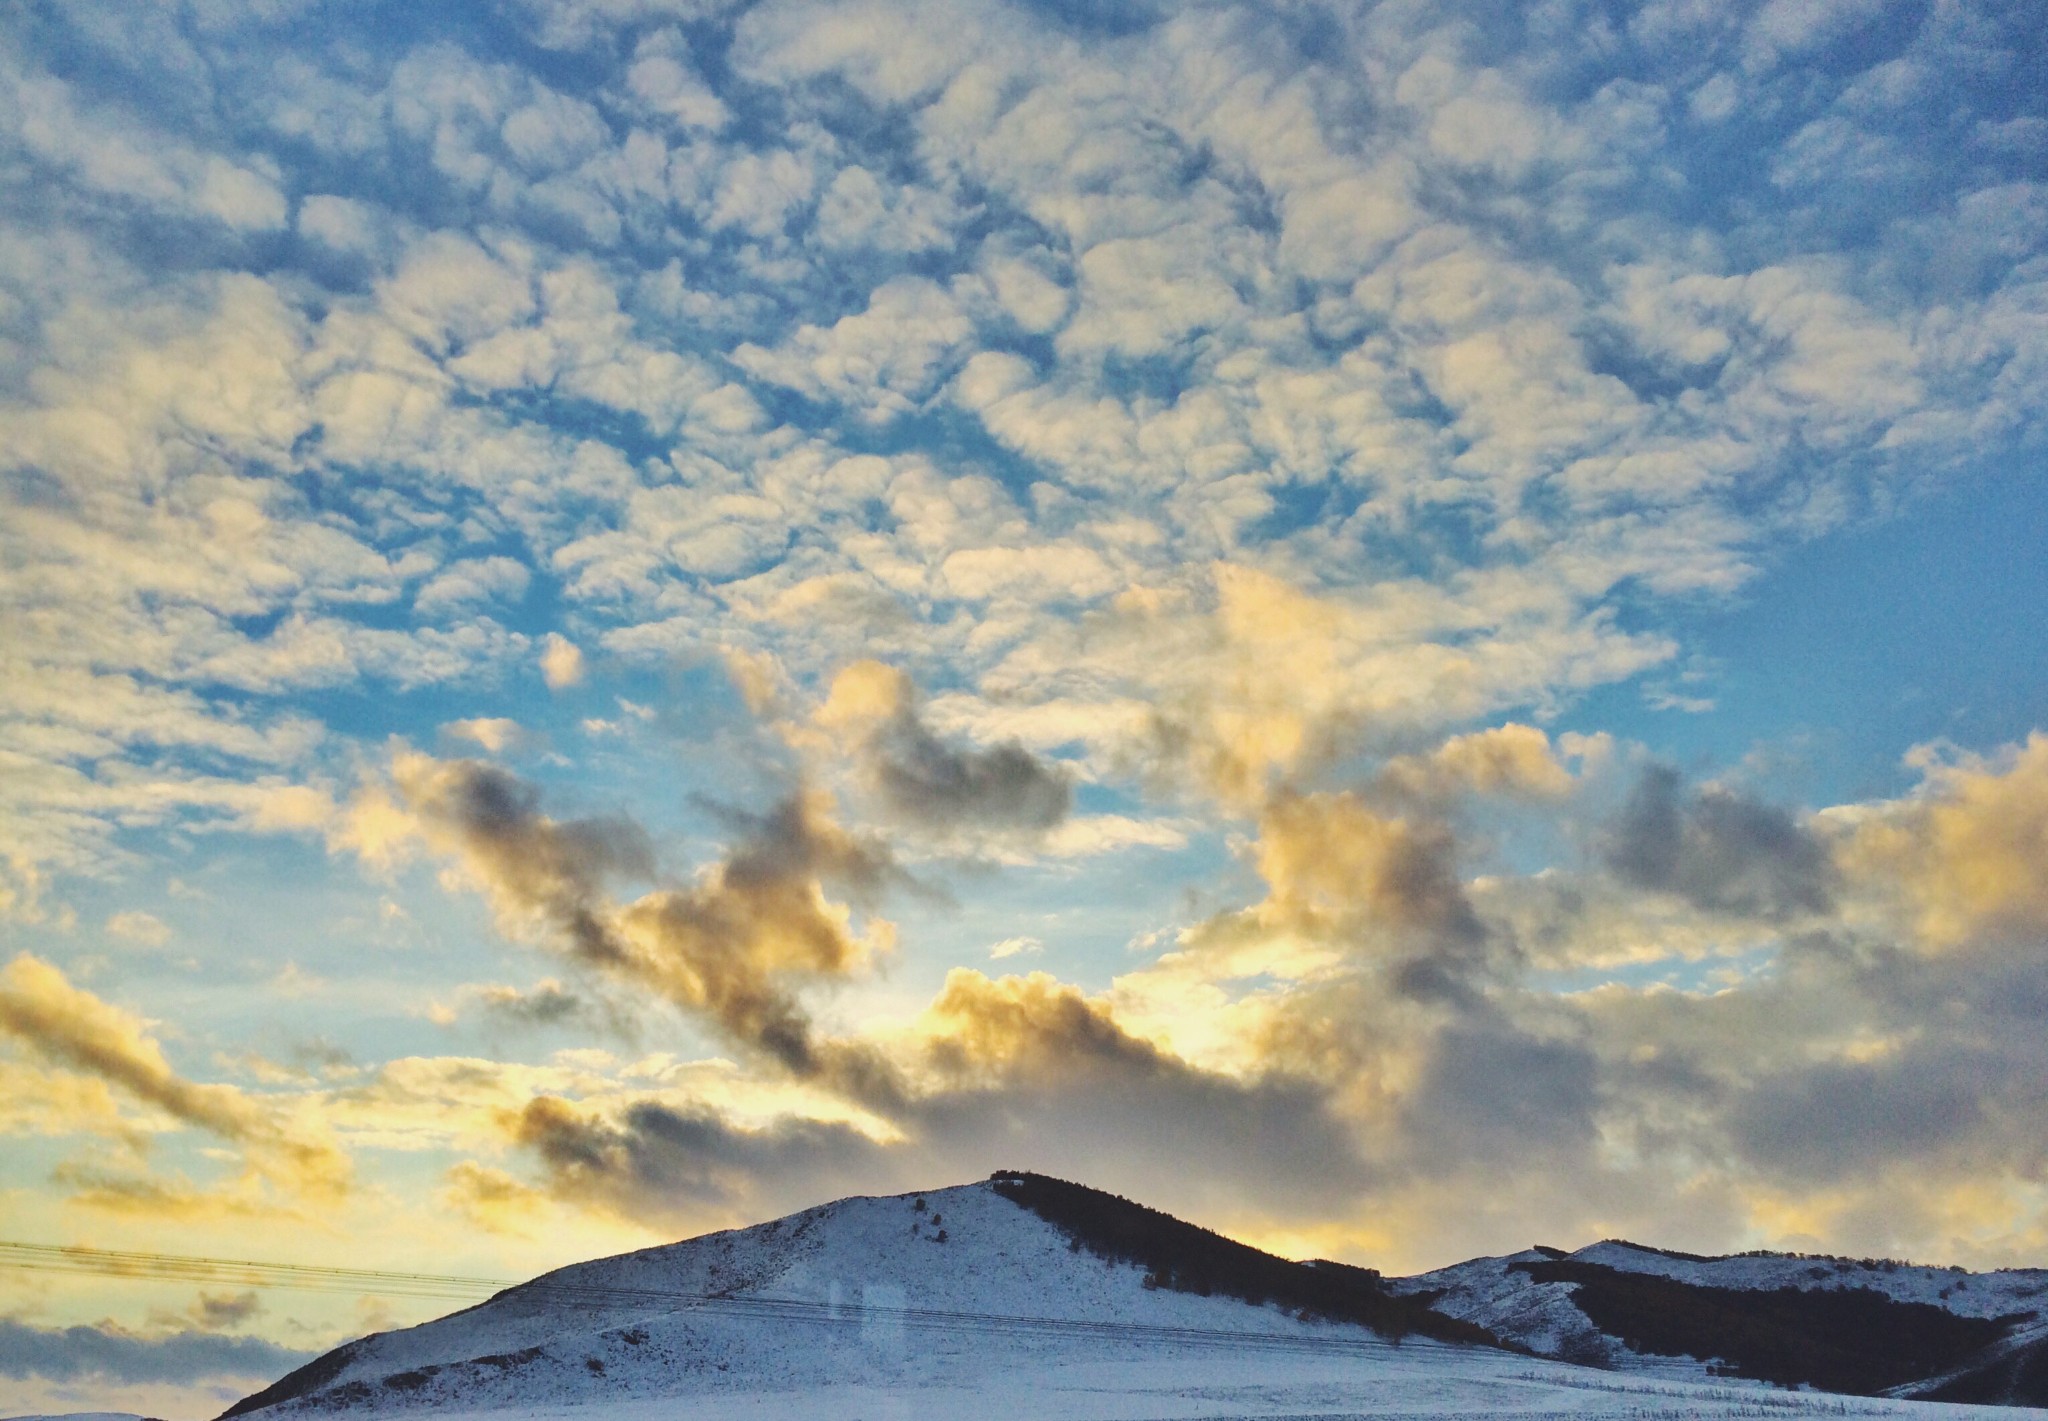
(214, 1179, 2048, 1420)
(222, 1175, 1466, 1418)
(1390, 1239, 2048, 1404)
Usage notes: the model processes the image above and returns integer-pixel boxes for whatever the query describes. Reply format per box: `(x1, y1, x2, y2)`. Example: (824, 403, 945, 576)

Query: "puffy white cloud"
(626, 49, 730, 131)
(735, 276, 973, 420)
(540, 633, 586, 689)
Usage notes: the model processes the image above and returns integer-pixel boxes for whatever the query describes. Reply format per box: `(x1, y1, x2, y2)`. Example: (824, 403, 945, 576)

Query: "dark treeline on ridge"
(1513, 1258, 2020, 1396)
(987, 1171, 1504, 1349)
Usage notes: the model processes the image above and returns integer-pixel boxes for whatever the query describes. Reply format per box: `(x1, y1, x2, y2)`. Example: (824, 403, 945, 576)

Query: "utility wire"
(0, 1240, 1438, 1360)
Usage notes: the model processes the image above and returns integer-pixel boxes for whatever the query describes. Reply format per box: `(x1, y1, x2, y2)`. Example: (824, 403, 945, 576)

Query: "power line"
(0, 1240, 1437, 1360)
(0, 1242, 515, 1301)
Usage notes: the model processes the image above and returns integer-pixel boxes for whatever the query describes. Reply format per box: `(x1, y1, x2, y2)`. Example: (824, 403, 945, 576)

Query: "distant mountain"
(1390, 1238, 2048, 1404)
(220, 1172, 1491, 1418)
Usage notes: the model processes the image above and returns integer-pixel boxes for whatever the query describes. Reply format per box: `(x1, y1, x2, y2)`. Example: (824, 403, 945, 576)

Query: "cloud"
(817, 661, 1073, 836)
(339, 752, 653, 949)
(1248, 791, 1488, 965)
(1374, 723, 1579, 805)
(1087, 565, 1671, 805)
(105, 910, 172, 947)
(415, 555, 532, 617)
(0, 954, 348, 1198)
(610, 794, 900, 1077)
(507, 1094, 890, 1225)
(1838, 734, 2048, 948)
(0, 1056, 135, 1142)
(151, 1290, 264, 1333)
(475, 979, 596, 1027)
(490, 964, 1371, 1230)
(625, 47, 729, 131)
(460, 978, 636, 1040)
(1, 65, 287, 232)
(733, 276, 973, 420)
(813, 166, 963, 253)
(440, 1158, 555, 1236)
(987, 935, 1042, 960)
(540, 633, 586, 689)
(1397, 1018, 1602, 1169)
(1726, 1046, 1997, 1186)
(1602, 766, 1836, 920)
(3, 0, 2048, 1285)
(899, 968, 1371, 1216)
(342, 754, 894, 1078)
(444, 717, 528, 754)
(0, 1318, 312, 1386)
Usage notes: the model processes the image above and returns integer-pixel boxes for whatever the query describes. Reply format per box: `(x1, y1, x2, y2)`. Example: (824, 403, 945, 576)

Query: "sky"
(1, 0, 2045, 1413)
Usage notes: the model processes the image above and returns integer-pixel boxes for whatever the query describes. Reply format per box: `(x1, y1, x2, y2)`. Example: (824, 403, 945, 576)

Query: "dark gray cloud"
(191, 1292, 261, 1329)
(149, 1291, 264, 1334)
(1714, 939, 2048, 1186)
(1399, 1019, 1602, 1168)
(395, 756, 655, 968)
(1727, 1050, 1990, 1185)
(469, 980, 638, 1041)
(476, 980, 589, 1028)
(868, 712, 1072, 833)
(511, 1095, 890, 1224)
(0, 1319, 311, 1385)
(1602, 766, 1835, 919)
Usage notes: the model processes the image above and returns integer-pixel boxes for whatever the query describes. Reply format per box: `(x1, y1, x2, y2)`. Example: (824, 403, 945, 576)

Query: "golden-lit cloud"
(0, 1056, 136, 1142)
(1376, 723, 1579, 803)
(439, 1159, 556, 1237)
(1061, 565, 1667, 805)
(1838, 734, 2048, 948)
(0, 954, 348, 1200)
(337, 753, 896, 1079)
(915, 968, 1169, 1086)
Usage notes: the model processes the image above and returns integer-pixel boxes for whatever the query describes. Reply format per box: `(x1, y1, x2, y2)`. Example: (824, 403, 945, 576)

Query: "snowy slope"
(221, 1336, 2042, 1421)
(1388, 1248, 1618, 1364)
(223, 1179, 1424, 1417)
(216, 1186, 2048, 1420)
(1390, 1239, 2048, 1399)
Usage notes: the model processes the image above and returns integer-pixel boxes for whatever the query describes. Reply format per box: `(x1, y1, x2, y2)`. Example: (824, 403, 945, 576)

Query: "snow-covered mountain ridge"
(222, 1174, 1475, 1418)
(1391, 1238, 2048, 1404)
(215, 1176, 2048, 1418)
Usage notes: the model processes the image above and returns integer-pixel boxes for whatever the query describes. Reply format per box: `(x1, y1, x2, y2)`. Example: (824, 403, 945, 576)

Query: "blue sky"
(2, 0, 2046, 1415)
